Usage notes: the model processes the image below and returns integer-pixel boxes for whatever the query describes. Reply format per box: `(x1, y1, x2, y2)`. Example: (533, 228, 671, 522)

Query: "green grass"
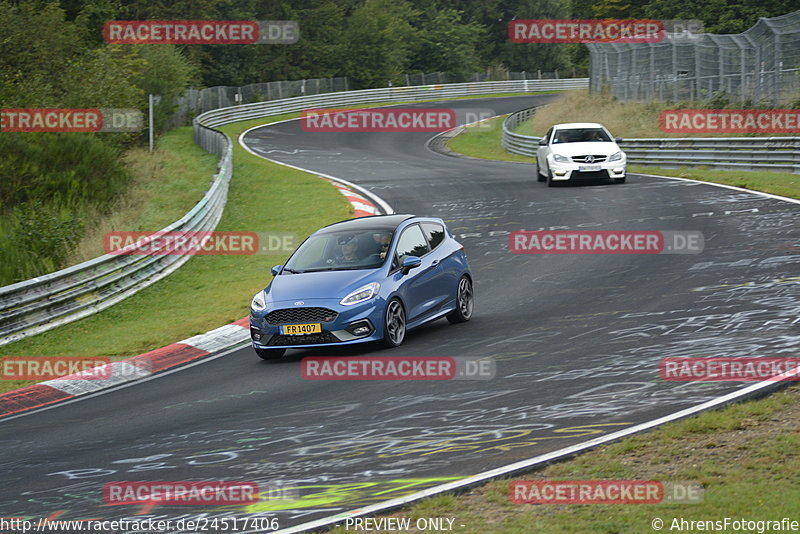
(447, 114, 800, 200)
(0, 112, 352, 393)
(447, 117, 534, 164)
(69, 128, 221, 263)
(629, 165, 800, 200)
(327, 386, 800, 533)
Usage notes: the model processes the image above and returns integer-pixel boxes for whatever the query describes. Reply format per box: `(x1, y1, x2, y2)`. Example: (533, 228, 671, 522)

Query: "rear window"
(422, 222, 445, 250)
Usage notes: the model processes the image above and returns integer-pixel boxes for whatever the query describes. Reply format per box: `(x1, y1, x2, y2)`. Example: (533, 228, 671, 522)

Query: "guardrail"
(0, 78, 587, 347)
(194, 78, 589, 129)
(501, 107, 800, 173)
(0, 137, 233, 347)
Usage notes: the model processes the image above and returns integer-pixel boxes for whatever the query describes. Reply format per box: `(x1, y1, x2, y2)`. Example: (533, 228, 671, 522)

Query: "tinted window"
(544, 127, 553, 144)
(422, 223, 445, 250)
(552, 128, 612, 144)
(395, 224, 430, 262)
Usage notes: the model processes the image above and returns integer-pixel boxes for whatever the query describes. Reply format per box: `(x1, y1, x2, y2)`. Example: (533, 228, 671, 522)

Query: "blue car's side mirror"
(271, 265, 282, 276)
(401, 256, 421, 274)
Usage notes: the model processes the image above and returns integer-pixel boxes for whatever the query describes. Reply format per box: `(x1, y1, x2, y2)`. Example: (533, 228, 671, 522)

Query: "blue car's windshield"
(283, 229, 394, 273)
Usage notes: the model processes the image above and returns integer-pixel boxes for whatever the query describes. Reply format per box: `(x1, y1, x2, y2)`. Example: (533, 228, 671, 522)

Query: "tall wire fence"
(587, 10, 800, 105)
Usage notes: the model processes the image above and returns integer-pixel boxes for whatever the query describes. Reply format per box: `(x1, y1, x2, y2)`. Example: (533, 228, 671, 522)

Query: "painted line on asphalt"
(268, 370, 798, 534)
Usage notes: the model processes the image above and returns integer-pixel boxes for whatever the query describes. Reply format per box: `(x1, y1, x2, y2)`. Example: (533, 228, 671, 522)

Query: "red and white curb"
(329, 180, 381, 217)
(0, 321, 253, 420)
(0, 174, 390, 419)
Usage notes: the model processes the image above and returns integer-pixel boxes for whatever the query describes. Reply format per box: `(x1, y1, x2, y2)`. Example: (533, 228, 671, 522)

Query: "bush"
(0, 200, 84, 285)
(0, 133, 130, 209)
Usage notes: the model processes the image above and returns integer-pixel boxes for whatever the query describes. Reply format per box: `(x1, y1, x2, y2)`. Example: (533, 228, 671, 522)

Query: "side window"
(422, 222, 445, 250)
(395, 224, 430, 263)
(544, 127, 553, 144)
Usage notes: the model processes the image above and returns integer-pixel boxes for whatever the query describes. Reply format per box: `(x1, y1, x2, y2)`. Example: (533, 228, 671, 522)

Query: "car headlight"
(251, 291, 267, 312)
(340, 282, 380, 306)
(609, 151, 624, 162)
(552, 154, 571, 163)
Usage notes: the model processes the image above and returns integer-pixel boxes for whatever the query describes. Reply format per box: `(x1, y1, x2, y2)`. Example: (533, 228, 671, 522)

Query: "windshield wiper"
(282, 268, 304, 274)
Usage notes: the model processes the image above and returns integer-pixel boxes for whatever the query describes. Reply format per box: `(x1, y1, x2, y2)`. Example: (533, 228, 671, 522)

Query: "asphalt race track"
(1, 95, 798, 531)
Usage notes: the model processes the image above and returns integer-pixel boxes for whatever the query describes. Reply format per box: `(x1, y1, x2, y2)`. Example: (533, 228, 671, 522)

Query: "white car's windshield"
(283, 229, 394, 273)
(553, 128, 612, 144)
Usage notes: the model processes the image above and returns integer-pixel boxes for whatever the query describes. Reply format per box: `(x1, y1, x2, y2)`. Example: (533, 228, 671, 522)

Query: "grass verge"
(69, 128, 221, 263)
(329, 385, 800, 533)
(0, 112, 352, 393)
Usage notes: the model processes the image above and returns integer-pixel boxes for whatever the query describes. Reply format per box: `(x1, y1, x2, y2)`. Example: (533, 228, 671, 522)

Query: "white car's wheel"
(536, 163, 546, 182)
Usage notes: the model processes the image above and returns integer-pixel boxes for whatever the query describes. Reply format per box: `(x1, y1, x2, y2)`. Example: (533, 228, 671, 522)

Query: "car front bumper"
(249, 297, 386, 350)
(548, 160, 626, 181)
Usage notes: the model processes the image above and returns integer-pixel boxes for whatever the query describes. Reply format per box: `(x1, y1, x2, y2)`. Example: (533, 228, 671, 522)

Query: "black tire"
(536, 163, 546, 182)
(382, 298, 406, 348)
(254, 347, 286, 360)
(547, 170, 556, 187)
(447, 275, 474, 324)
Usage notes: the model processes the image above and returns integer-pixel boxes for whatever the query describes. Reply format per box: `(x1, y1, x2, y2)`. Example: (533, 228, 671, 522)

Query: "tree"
(409, 7, 485, 81)
(343, 0, 418, 88)
(501, 0, 572, 74)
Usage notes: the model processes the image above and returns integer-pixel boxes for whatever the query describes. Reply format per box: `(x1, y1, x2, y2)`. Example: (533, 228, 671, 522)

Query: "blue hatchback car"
(249, 214, 473, 359)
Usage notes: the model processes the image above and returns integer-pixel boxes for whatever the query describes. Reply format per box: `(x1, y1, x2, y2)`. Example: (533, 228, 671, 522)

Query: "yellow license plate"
(282, 323, 322, 335)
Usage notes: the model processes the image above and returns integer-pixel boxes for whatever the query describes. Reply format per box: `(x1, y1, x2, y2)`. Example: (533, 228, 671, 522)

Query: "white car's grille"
(571, 155, 608, 163)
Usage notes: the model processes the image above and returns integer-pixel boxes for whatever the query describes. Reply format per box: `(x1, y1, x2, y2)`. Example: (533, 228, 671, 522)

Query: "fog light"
(346, 320, 373, 337)
(612, 168, 624, 174)
(250, 328, 262, 341)
(555, 171, 567, 176)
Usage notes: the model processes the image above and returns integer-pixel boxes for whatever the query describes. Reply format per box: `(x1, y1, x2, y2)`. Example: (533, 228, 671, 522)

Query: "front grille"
(571, 155, 607, 163)
(265, 307, 338, 325)
(267, 332, 341, 346)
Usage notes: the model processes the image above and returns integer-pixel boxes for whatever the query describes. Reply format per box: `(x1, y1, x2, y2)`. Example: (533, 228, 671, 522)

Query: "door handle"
(431, 259, 440, 265)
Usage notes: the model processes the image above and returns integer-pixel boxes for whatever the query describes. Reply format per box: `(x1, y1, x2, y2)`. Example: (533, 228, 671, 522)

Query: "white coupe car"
(536, 122, 627, 186)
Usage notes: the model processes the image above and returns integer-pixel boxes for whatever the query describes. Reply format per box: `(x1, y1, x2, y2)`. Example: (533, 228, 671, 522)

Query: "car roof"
(553, 123, 606, 129)
(317, 214, 417, 233)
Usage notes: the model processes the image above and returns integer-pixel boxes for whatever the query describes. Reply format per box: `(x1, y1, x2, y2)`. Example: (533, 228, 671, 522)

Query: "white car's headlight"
(609, 151, 624, 162)
(340, 282, 380, 306)
(251, 291, 267, 312)
(552, 154, 571, 163)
